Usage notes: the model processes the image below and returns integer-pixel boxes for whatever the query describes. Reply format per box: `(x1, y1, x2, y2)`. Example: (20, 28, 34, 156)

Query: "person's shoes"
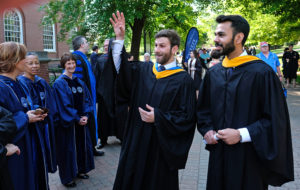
(93, 149, 105, 156)
(64, 181, 76, 188)
(96, 143, 102, 149)
(96, 143, 106, 149)
(77, 173, 89, 179)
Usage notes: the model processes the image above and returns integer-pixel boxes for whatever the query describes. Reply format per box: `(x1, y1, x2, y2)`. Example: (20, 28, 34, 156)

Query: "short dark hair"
(72, 36, 85, 51)
(190, 50, 198, 57)
(60, 53, 76, 69)
(216, 15, 250, 45)
(92, 45, 98, 51)
(155, 29, 180, 48)
(289, 44, 294, 47)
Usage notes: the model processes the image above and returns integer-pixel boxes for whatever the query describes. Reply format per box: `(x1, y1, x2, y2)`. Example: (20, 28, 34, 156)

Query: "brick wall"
(39, 61, 50, 83)
(0, 0, 70, 83)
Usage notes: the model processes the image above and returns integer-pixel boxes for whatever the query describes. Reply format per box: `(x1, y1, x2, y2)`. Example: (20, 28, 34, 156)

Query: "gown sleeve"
(154, 76, 196, 169)
(0, 106, 17, 144)
(197, 70, 214, 136)
(0, 106, 17, 168)
(53, 79, 80, 126)
(245, 70, 294, 186)
(0, 105, 28, 144)
(112, 48, 142, 103)
(0, 144, 7, 168)
(95, 53, 117, 117)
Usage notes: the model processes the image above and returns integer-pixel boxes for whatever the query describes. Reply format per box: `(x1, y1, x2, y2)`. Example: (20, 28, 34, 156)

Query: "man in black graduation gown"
(197, 15, 294, 190)
(90, 45, 99, 70)
(282, 44, 299, 88)
(72, 36, 104, 156)
(109, 11, 196, 190)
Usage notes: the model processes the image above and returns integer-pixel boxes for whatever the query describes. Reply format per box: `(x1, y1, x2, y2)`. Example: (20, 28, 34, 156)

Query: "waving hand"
(110, 11, 125, 40)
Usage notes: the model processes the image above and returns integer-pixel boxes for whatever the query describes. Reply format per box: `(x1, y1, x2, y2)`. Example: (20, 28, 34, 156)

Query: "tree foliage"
(41, 0, 299, 56)
(41, 0, 204, 60)
(197, 0, 300, 46)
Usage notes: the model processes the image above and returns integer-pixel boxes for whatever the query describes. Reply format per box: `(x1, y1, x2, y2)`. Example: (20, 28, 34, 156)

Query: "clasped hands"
(79, 116, 88, 126)
(204, 129, 241, 145)
(5, 144, 21, 156)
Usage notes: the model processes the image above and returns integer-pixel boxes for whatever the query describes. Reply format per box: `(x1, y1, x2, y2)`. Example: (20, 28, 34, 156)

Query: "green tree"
(196, 0, 300, 46)
(41, 0, 204, 60)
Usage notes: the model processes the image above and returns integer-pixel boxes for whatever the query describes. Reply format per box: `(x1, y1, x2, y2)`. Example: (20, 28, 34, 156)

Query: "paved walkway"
(49, 87, 300, 190)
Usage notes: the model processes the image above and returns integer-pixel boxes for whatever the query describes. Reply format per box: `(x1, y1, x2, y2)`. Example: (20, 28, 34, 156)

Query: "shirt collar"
(158, 59, 177, 69)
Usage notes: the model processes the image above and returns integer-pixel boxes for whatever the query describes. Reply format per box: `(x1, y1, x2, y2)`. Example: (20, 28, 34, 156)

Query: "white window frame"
(43, 23, 56, 52)
(3, 9, 24, 44)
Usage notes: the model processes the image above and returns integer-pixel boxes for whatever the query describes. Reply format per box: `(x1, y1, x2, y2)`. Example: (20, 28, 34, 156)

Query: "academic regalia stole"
(152, 63, 184, 79)
(72, 51, 98, 142)
(222, 55, 260, 68)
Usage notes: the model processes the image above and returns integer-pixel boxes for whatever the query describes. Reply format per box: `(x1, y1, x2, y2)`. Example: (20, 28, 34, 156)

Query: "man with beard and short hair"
(197, 15, 293, 190)
(109, 11, 196, 190)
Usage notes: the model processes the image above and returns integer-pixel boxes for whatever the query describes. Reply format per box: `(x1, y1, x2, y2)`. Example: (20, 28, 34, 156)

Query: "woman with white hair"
(144, 52, 153, 64)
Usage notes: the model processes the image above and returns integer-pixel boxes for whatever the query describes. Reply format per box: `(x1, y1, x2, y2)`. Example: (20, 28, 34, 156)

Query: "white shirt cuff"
(238, 128, 252, 143)
(112, 40, 124, 73)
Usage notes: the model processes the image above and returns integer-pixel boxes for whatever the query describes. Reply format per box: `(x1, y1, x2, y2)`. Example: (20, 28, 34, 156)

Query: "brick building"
(0, 0, 70, 82)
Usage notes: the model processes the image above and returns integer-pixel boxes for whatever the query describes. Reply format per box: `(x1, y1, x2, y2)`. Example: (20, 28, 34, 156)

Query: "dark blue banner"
(184, 27, 199, 63)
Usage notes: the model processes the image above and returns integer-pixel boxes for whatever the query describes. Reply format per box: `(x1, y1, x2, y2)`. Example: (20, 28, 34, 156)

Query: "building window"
(43, 24, 56, 52)
(3, 9, 23, 43)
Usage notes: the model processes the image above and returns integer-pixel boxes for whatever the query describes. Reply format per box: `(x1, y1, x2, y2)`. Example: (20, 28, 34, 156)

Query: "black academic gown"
(94, 52, 117, 144)
(283, 50, 299, 79)
(113, 53, 196, 190)
(197, 60, 294, 190)
(0, 106, 17, 190)
(53, 75, 95, 184)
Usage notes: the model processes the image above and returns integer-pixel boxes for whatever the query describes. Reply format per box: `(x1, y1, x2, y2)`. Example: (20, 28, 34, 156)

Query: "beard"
(215, 37, 235, 57)
(155, 49, 173, 65)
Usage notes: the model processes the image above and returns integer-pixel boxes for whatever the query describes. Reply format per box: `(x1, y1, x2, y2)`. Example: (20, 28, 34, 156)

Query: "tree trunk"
(144, 28, 146, 54)
(130, 17, 145, 61)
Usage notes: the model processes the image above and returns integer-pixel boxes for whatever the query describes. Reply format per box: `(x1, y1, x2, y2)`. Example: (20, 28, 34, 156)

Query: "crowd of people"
(0, 10, 297, 190)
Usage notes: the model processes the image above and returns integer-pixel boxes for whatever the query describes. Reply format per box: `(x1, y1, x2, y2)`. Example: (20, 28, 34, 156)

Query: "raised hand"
(110, 10, 125, 40)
